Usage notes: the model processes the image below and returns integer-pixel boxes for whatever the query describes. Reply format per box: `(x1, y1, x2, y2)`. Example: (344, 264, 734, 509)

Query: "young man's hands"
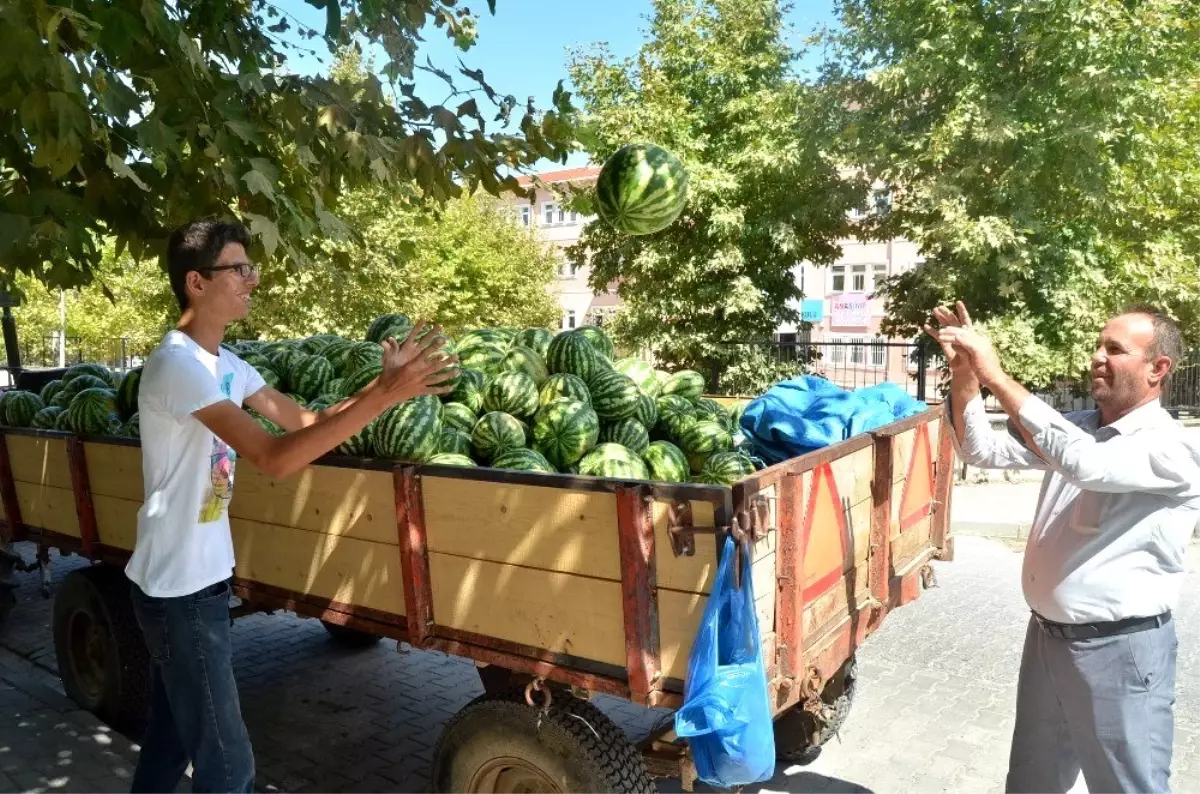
(374, 321, 459, 405)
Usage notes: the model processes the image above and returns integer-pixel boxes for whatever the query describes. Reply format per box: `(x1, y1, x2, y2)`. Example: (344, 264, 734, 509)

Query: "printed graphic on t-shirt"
(198, 372, 238, 523)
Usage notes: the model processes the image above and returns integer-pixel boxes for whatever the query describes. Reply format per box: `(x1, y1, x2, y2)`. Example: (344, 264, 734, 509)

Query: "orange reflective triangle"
(899, 424, 933, 530)
(801, 462, 847, 601)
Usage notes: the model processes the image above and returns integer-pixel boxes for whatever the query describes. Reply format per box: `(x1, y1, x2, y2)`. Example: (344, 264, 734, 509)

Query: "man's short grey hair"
(1120, 303, 1183, 377)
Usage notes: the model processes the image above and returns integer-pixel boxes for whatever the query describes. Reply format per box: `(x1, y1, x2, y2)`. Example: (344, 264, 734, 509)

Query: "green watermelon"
(298, 334, 341, 355)
(614, 358, 658, 395)
(532, 398, 600, 471)
(699, 452, 756, 485)
(116, 368, 142, 421)
(332, 341, 383, 378)
(642, 441, 690, 483)
(254, 413, 285, 436)
(121, 412, 141, 439)
(271, 347, 306, 388)
(459, 343, 507, 377)
(62, 363, 112, 384)
(54, 408, 73, 431)
(578, 443, 650, 480)
(492, 448, 556, 474)
(595, 142, 689, 236)
(327, 379, 347, 398)
(241, 352, 273, 371)
(290, 354, 335, 400)
(728, 400, 749, 435)
(576, 326, 615, 360)
(336, 423, 373, 457)
(546, 330, 600, 382)
(459, 329, 513, 352)
(513, 328, 553, 359)
(342, 362, 382, 396)
(694, 397, 731, 428)
(3, 391, 44, 427)
(538, 373, 591, 408)
(632, 393, 658, 429)
(365, 313, 412, 345)
(679, 420, 734, 473)
(656, 395, 698, 439)
(587, 370, 641, 421)
(427, 453, 477, 468)
(66, 388, 120, 436)
(60, 374, 111, 403)
(500, 346, 549, 386)
(471, 411, 527, 462)
(257, 368, 282, 392)
(439, 428, 473, 457)
(660, 370, 705, 402)
(31, 406, 64, 430)
(600, 418, 650, 456)
(441, 402, 478, 434)
(446, 368, 486, 413)
(39, 379, 65, 404)
(374, 396, 442, 462)
(481, 372, 539, 419)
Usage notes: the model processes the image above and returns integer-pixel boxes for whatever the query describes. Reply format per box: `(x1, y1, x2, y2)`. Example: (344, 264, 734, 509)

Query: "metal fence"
(6, 335, 156, 373)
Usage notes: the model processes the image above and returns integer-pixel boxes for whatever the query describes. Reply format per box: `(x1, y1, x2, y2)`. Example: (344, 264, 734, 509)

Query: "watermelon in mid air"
(595, 143, 689, 235)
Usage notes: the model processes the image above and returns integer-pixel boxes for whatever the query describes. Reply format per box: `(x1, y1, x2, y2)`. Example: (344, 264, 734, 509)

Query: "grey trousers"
(1006, 613, 1178, 794)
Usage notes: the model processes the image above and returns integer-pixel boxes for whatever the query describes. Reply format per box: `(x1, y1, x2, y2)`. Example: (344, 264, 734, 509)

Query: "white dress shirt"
(954, 394, 1200, 624)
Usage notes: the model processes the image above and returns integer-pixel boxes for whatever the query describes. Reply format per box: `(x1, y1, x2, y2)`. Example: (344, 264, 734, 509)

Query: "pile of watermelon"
(0, 317, 760, 486)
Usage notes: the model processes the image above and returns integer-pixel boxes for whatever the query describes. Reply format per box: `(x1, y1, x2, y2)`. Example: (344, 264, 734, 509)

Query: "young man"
(124, 219, 456, 793)
(926, 302, 1199, 794)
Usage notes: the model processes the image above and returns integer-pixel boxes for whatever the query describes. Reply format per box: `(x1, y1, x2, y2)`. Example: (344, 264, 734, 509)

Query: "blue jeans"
(129, 579, 254, 793)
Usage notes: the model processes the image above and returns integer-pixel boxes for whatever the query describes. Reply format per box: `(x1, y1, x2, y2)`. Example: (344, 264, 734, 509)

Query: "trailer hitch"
(666, 497, 774, 589)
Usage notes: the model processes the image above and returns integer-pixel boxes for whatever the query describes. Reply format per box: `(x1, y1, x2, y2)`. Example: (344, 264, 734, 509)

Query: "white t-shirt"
(125, 330, 266, 598)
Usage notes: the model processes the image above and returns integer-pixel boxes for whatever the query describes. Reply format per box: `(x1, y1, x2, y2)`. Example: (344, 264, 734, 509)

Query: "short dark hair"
(166, 219, 251, 311)
(1120, 302, 1183, 377)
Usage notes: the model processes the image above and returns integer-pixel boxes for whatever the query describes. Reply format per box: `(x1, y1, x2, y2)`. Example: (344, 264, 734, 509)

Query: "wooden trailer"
(0, 403, 955, 792)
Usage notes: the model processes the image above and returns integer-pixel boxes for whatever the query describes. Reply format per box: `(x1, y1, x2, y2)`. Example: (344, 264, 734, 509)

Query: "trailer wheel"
(774, 655, 858, 765)
(320, 619, 381, 648)
(52, 565, 150, 737)
(431, 688, 654, 794)
(0, 585, 14, 630)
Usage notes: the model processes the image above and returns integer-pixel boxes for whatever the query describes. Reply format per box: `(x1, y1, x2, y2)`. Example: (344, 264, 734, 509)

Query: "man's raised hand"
(377, 323, 459, 403)
(923, 301, 974, 371)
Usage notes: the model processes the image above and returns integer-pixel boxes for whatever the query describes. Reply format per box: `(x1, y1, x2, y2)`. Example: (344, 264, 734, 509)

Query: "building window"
(852, 265, 866, 292)
(870, 336, 887, 368)
(562, 310, 576, 330)
(829, 342, 846, 364)
(519, 206, 530, 227)
(872, 263, 887, 292)
(543, 202, 567, 225)
(873, 189, 892, 215)
(849, 340, 866, 365)
(831, 265, 845, 293)
(557, 260, 578, 279)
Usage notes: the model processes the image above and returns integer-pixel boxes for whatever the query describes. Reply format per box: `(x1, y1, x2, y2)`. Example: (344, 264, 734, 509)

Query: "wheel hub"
(67, 609, 107, 703)
(467, 757, 563, 793)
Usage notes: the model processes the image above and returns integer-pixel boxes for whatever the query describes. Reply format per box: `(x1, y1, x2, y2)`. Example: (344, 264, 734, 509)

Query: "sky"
(276, 0, 842, 169)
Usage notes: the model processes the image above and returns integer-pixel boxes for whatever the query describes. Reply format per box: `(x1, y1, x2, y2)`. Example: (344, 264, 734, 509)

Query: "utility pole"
(0, 287, 21, 382)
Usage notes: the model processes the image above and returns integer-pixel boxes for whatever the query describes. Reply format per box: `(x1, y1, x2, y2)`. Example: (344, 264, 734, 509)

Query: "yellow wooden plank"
(93, 495, 140, 552)
(653, 499, 776, 595)
(229, 463, 397, 546)
(84, 443, 144, 501)
(423, 477, 622, 579)
(428, 552, 625, 666)
(231, 518, 406, 615)
(8, 435, 72, 490)
(847, 497, 873, 568)
(829, 445, 873, 507)
(891, 516, 933, 570)
(14, 481, 79, 537)
(801, 561, 871, 643)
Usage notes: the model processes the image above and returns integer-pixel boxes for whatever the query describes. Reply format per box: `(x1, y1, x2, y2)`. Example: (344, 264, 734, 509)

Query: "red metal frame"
(932, 415, 957, 560)
(774, 470, 800, 682)
(615, 484, 662, 706)
(395, 465, 433, 647)
(65, 436, 99, 556)
(0, 433, 23, 545)
(869, 434, 893, 606)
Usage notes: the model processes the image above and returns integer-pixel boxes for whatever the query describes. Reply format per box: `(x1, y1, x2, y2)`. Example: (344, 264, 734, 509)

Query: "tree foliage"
(564, 0, 861, 370)
(824, 0, 1200, 384)
(1, 0, 576, 293)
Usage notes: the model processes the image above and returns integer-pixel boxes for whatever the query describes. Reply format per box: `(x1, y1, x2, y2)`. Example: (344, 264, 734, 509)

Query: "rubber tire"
(431, 689, 655, 793)
(320, 619, 382, 648)
(773, 656, 858, 765)
(0, 585, 14, 631)
(52, 565, 151, 738)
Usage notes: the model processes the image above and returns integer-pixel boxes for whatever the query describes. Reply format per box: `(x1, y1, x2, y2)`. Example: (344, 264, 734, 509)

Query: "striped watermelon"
(121, 412, 141, 439)
(427, 453, 477, 467)
(39, 379, 65, 404)
(578, 443, 650, 480)
(587, 370, 641, 421)
(459, 343, 508, 377)
(595, 143, 689, 235)
(500, 346, 549, 386)
(642, 441, 690, 483)
(442, 402, 478, 434)
(299, 334, 341, 355)
(655, 395, 697, 439)
(538, 373, 591, 408)
(241, 352, 273, 371)
(679, 420, 734, 472)
(482, 372, 539, 419)
(117, 368, 142, 421)
(459, 329, 513, 351)
(728, 400, 749, 435)
(257, 368, 282, 392)
(439, 428, 473, 457)
(331, 341, 383, 378)
(614, 358, 658, 395)
(3, 391, 44, 427)
(254, 413, 284, 436)
(58, 374, 111, 405)
(31, 406, 64, 430)
(632, 393, 658, 429)
(63, 363, 112, 384)
(342, 362, 382, 397)
(699, 452, 756, 485)
(513, 328, 553, 359)
(576, 326, 615, 360)
(327, 379, 346, 399)
(694, 397, 731, 428)
(447, 368, 486, 413)
(660, 370, 705, 402)
(365, 313, 412, 345)
(271, 347, 306, 388)
(532, 398, 600, 470)
(290, 354, 335, 400)
(66, 388, 120, 435)
(55, 408, 73, 431)
(492, 448, 557, 474)
(600, 418, 650, 456)
(374, 396, 442, 462)
(546, 331, 600, 382)
(336, 422, 373, 457)
(472, 412, 527, 461)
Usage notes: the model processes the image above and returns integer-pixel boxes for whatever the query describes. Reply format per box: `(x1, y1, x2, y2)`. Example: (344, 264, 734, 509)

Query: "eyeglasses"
(201, 262, 259, 279)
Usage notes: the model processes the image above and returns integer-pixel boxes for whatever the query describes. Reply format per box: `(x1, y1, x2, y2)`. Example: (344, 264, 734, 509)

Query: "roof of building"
(516, 166, 601, 186)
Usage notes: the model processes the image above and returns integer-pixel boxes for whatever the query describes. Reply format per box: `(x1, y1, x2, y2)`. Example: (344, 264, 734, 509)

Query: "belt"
(1033, 610, 1171, 640)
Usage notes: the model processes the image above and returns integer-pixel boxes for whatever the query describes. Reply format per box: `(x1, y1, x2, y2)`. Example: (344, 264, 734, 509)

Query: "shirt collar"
(1101, 397, 1169, 435)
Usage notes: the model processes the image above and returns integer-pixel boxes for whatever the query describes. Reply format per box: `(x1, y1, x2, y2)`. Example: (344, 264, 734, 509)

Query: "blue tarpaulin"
(738, 375, 927, 465)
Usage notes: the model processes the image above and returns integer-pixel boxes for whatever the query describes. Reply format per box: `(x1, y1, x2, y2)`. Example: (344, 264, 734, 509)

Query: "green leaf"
(242, 169, 275, 200)
(325, 2, 341, 41)
(105, 152, 150, 191)
(225, 119, 262, 145)
(243, 212, 281, 259)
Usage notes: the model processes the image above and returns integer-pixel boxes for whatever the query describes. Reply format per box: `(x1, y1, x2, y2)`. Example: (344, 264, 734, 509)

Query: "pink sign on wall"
(830, 292, 870, 328)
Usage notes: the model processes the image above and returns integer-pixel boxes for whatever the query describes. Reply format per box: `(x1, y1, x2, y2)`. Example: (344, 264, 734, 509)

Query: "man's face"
(1090, 313, 1170, 409)
(190, 243, 259, 321)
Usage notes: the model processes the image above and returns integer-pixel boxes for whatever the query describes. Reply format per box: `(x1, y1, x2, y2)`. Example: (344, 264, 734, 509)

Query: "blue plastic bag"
(673, 535, 776, 787)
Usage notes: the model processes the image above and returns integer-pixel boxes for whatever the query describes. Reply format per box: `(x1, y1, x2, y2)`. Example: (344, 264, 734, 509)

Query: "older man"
(926, 302, 1199, 794)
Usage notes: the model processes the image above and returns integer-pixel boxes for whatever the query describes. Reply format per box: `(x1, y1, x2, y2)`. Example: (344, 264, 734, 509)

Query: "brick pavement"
(1, 534, 1197, 793)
